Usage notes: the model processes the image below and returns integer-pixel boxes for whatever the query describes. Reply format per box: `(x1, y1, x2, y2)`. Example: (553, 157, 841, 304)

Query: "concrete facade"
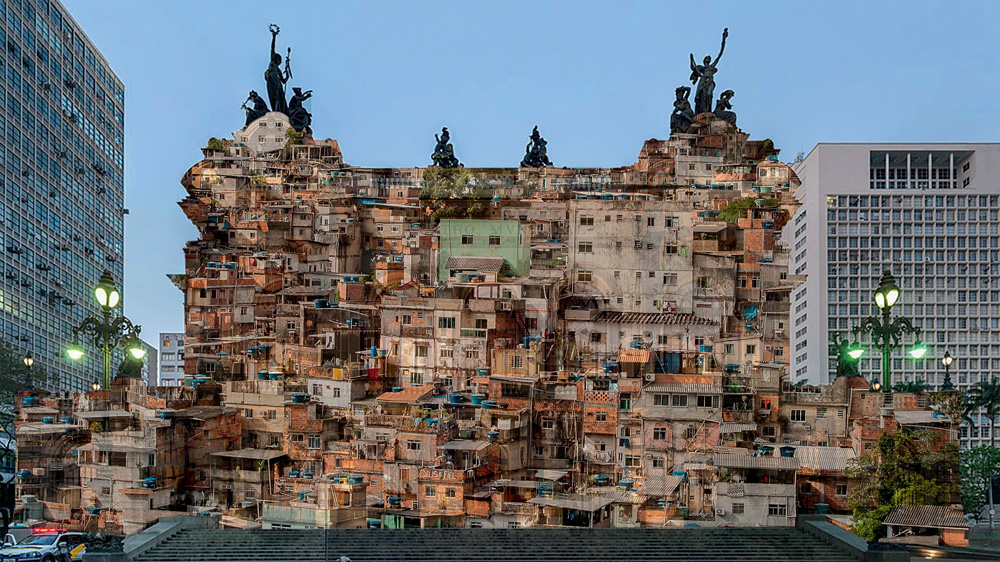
(0, 0, 126, 392)
(158, 332, 184, 386)
(788, 143, 1000, 448)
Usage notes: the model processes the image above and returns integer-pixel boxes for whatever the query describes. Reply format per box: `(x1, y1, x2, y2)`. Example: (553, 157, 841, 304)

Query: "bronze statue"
(288, 87, 313, 133)
(242, 90, 268, 127)
(670, 86, 695, 134)
(713, 89, 737, 127)
(689, 28, 728, 115)
(265, 24, 291, 115)
(520, 126, 553, 167)
(430, 127, 461, 168)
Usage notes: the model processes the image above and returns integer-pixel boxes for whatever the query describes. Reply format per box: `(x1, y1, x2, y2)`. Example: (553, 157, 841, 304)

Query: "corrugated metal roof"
(528, 493, 615, 511)
(598, 311, 718, 326)
(720, 422, 758, 434)
(535, 469, 569, 481)
(599, 490, 646, 504)
(492, 479, 541, 489)
(635, 474, 683, 497)
(792, 446, 856, 472)
(645, 382, 722, 394)
(715, 453, 799, 470)
(893, 410, 947, 425)
(437, 439, 490, 452)
(209, 448, 287, 460)
(693, 223, 729, 233)
(445, 256, 505, 273)
(883, 504, 968, 529)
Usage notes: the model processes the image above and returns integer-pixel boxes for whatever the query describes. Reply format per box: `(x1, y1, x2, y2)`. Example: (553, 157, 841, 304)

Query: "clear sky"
(63, 0, 1000, 347)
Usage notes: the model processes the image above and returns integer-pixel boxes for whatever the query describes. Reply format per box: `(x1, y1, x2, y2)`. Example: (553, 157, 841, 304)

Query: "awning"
(534, 469, 568, 481)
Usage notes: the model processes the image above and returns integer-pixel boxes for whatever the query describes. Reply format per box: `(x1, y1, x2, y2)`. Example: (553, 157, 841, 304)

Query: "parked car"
(0, 529, 86, 561)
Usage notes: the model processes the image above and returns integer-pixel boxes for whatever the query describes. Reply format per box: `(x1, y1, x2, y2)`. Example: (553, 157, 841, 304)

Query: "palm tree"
(965, 377, 1000, 447)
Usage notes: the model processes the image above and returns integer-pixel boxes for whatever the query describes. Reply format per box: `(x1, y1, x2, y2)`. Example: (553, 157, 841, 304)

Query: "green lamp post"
(850, 271, 925, 407)
(66, 270, 146, 390)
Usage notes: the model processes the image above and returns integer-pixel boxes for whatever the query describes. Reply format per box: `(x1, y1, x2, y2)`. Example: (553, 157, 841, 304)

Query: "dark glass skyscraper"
(1, 0, 125, 392)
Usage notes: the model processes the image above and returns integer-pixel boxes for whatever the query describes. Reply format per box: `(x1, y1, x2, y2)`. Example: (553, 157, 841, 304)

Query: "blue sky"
(63, 0, 1000, 347)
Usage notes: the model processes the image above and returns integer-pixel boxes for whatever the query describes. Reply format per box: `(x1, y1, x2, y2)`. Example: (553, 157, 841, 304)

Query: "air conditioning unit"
(32, 468, 46, 477)
(775, 330, 785, 338)
(499, 301, 512, 311)
(644, 373, 655, 382)
(716, 508, 725, 516)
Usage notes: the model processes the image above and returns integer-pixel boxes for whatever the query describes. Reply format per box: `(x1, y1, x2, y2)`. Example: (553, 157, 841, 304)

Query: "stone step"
(133, 527, 859, 562)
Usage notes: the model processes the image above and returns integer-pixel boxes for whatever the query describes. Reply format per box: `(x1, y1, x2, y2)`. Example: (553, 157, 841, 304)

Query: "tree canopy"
(0, 338, 50, 402)
(844, 429, 959, 541)
(716, 197, 779, 223)
(961, 445, 1000, 519)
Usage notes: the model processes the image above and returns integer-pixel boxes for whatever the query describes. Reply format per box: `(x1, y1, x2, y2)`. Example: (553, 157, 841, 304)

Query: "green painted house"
(438, 219, 530, 281)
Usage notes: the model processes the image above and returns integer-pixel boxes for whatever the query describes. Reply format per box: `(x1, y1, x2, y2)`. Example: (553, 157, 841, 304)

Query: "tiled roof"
(793, 446, 856, 472)
(445, 256, 505, 273)
(715, 453, 799, 470)
(599, 311, 718, 325)
(617, 349, 651, 363)
(883, 504, 968, 529)
(376, 384, 435, 403)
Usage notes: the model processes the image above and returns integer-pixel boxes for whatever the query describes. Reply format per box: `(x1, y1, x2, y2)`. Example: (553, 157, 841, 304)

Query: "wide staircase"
(132, 527, 861, 562)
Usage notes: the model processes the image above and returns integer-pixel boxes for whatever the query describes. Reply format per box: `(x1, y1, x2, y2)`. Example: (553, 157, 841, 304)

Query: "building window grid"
(822, 194, 1000, 390)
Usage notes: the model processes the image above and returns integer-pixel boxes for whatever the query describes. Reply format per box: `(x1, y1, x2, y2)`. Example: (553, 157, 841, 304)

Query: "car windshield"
(21, 534, 58, 545)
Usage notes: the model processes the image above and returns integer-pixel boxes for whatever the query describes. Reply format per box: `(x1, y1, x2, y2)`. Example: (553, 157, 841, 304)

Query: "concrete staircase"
(132, 527, 861, 562)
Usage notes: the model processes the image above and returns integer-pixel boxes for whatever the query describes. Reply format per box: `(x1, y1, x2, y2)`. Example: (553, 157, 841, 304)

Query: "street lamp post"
(66, 270, 146, 390)
(941, 351, 954, 392)
(21, 352, 34, 390)
(850, 271, 925, 407)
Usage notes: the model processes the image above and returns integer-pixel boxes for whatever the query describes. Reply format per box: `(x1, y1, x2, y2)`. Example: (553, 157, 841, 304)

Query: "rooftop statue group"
(430, 127, 462, 168)
(428, 125, 554, 168)
(520, 126, 553, 168)
(670, 28, 738, 134)
(242, 25, 313, 133)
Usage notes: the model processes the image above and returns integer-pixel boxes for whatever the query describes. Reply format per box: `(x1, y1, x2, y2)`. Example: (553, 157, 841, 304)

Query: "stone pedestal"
(83, 552, 130, 562)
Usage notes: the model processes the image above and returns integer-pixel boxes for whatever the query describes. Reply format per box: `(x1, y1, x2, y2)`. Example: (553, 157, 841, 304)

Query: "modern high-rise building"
(0, 0, 125, 392)
(789, 143, 1000, 447)
(157, 332, 184, 386)
(139, 337, 157, 385)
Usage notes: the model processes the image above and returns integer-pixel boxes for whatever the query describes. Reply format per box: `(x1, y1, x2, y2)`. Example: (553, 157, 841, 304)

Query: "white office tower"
(789, 144, 1000, 447)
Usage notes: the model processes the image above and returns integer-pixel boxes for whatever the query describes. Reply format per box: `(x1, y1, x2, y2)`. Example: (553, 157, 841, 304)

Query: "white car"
(0, 530, 86, 562)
